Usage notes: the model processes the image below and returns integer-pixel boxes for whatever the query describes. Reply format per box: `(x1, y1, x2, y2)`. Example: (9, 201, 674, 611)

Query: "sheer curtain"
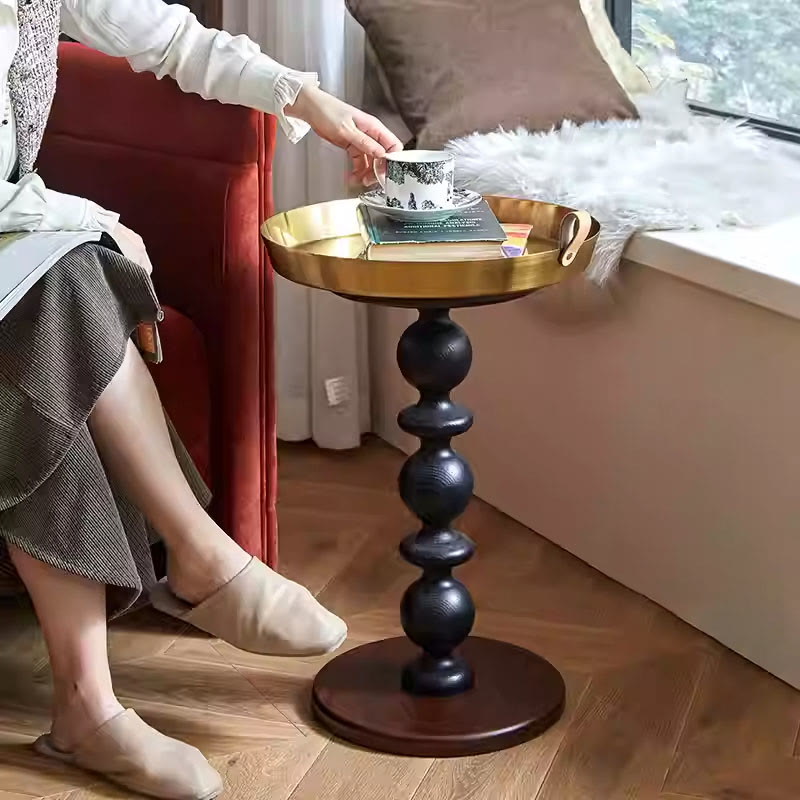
(224, 0, 370, 449)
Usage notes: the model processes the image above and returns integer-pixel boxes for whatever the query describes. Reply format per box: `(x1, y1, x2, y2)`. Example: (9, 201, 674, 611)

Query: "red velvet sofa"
(37, 43, 279, 567)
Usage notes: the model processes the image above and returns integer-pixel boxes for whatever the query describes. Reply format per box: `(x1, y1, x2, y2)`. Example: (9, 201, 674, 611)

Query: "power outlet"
(324, 376, 350, 407)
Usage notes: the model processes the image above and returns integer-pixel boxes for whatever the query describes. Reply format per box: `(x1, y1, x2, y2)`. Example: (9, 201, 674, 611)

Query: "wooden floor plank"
(665, 649, 800, 798)
(0, 598, 48, 677)
(119, 698, 303, 758)
(278, 478, 401, 522)
(287, 739, 432, 800)
(276, 506, 374, 596)
(315, 516, 417, 620)
(209, 732, 329, 800)
(0, 674, 53, 739)
(42, 784, 140, 799)
(460, 504, 656, 633)
(536, 651, 708, 799)
(110, 655, 287, 723)
(0, 731, 95, 797)
(106, 607, 188, 666)
(412, 673, 589, 800)
(658, 794, 707, 799)
(277, 437, 401, 491)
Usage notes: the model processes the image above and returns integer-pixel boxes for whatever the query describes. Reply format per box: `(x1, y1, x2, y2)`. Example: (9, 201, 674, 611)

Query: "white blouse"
(0, 0, 317, 234)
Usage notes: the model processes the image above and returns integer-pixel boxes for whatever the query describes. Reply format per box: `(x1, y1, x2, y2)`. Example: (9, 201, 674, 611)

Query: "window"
(609, 0, 800, 134)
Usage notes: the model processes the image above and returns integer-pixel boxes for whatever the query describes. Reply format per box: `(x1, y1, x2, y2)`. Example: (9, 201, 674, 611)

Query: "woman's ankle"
(50, 681, 124, 752)
(165, 532, 250, 605)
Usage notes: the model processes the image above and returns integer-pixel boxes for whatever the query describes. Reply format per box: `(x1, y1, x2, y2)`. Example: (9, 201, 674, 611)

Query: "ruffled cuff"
(274, 70, 319, 143)
(239, 56, 319, 144)
(84, 201, 120, 233)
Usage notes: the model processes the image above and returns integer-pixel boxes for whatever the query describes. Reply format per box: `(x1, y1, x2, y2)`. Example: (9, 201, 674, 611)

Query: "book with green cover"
(358, 201, 507, 262)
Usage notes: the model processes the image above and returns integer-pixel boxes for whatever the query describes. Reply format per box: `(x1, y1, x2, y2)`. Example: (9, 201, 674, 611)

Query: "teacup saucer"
(359, 187, 482, 222)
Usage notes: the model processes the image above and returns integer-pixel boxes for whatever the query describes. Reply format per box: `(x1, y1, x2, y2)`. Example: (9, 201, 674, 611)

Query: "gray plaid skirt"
(0, 242, 209, 617)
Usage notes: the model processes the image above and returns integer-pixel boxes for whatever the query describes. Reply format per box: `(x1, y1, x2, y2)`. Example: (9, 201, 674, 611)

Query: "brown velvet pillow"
(363, 37, 416, 147)
(346, 0, 638, 149)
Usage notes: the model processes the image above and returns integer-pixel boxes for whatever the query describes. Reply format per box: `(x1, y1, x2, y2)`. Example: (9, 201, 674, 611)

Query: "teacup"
(373, 150, 455, 211)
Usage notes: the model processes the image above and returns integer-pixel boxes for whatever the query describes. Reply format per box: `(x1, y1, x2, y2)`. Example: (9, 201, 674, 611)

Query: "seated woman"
(0, 0, 401, 797)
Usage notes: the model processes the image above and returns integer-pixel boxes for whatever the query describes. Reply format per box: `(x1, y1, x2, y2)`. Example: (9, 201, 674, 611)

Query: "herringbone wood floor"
(1, 438, 799, 799)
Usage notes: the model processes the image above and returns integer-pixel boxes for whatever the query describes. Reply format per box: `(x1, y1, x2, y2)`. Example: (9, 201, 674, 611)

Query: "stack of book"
(358, 200, 531, 262)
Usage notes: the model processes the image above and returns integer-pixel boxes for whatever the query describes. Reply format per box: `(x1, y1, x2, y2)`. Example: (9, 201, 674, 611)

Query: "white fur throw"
(447, 82, 800, 283)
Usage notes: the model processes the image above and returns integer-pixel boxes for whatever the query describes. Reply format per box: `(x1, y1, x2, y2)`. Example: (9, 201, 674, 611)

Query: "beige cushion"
(579, 0, 651, 95)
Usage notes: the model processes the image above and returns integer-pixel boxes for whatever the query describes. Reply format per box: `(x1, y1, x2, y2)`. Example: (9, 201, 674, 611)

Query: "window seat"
(627, 215, 800, 321)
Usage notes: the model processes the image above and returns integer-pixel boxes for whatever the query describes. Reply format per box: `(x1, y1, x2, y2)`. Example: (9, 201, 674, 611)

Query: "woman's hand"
(113, 223, 153, 275)
(288, 85, 403, 185)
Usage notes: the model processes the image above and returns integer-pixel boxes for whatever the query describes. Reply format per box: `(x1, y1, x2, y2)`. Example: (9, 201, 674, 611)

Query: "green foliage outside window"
(632, 0, 800, 127)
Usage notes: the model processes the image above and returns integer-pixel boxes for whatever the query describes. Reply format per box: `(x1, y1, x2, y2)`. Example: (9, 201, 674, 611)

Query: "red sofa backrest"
(39, 43, 276, 332)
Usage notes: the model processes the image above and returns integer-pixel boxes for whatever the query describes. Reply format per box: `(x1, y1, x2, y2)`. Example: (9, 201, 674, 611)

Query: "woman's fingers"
(354, 111, 404, 153)
(342, 115, 405, 185)
(343, 132, 381, 185)
(341, 121, 384, 160)
(349, 150, 370, 182)
(341, 113, 404, 161)
(113, 223, 153, 274)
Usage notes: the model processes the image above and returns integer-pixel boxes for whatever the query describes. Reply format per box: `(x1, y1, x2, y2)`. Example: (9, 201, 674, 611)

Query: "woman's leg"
(88, 341, 248, 605)
(8, 545, 123, 751)
(88, 339, 345, 658)
(10, 546, 223, 798)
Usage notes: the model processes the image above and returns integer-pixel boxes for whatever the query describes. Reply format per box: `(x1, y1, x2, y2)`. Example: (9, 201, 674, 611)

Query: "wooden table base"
(311, 309, 566, 756)
(312, 636, 565, 757)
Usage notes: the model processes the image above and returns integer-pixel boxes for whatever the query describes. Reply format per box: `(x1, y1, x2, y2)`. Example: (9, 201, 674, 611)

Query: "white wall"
(370, 262, 800, 687)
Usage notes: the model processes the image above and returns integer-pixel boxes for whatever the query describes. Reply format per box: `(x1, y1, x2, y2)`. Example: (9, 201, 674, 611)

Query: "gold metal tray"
(261, 196, 599, 306)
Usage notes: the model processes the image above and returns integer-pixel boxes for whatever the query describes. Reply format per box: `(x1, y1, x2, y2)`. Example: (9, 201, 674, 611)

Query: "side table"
(262, 196, 599, 757)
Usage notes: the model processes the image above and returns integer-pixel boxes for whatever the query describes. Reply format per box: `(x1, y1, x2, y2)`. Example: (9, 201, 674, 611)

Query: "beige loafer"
(151, 557, 348, 656)
(34, 709, 222, 800)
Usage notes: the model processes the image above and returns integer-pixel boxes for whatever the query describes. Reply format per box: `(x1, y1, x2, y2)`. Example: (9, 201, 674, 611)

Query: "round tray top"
(261, 195, 599, 305)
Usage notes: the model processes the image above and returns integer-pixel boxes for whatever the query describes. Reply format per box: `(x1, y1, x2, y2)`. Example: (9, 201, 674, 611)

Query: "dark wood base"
(312, 636, 566, 757)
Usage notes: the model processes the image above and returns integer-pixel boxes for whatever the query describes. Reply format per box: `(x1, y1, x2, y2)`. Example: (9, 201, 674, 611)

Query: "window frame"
(605, 0, 800, 144)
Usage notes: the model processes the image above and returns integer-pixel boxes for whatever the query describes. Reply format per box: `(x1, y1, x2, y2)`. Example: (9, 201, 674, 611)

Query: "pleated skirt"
(0, 242, 209, 617)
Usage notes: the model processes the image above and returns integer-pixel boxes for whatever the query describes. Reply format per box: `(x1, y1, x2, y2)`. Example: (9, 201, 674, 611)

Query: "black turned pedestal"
(311, 309, 566, 757)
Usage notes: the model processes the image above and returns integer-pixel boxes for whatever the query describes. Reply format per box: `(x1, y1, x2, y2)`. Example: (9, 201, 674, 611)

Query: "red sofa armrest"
(40, 43, 277, 313)
(37, 43, 279, 565)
